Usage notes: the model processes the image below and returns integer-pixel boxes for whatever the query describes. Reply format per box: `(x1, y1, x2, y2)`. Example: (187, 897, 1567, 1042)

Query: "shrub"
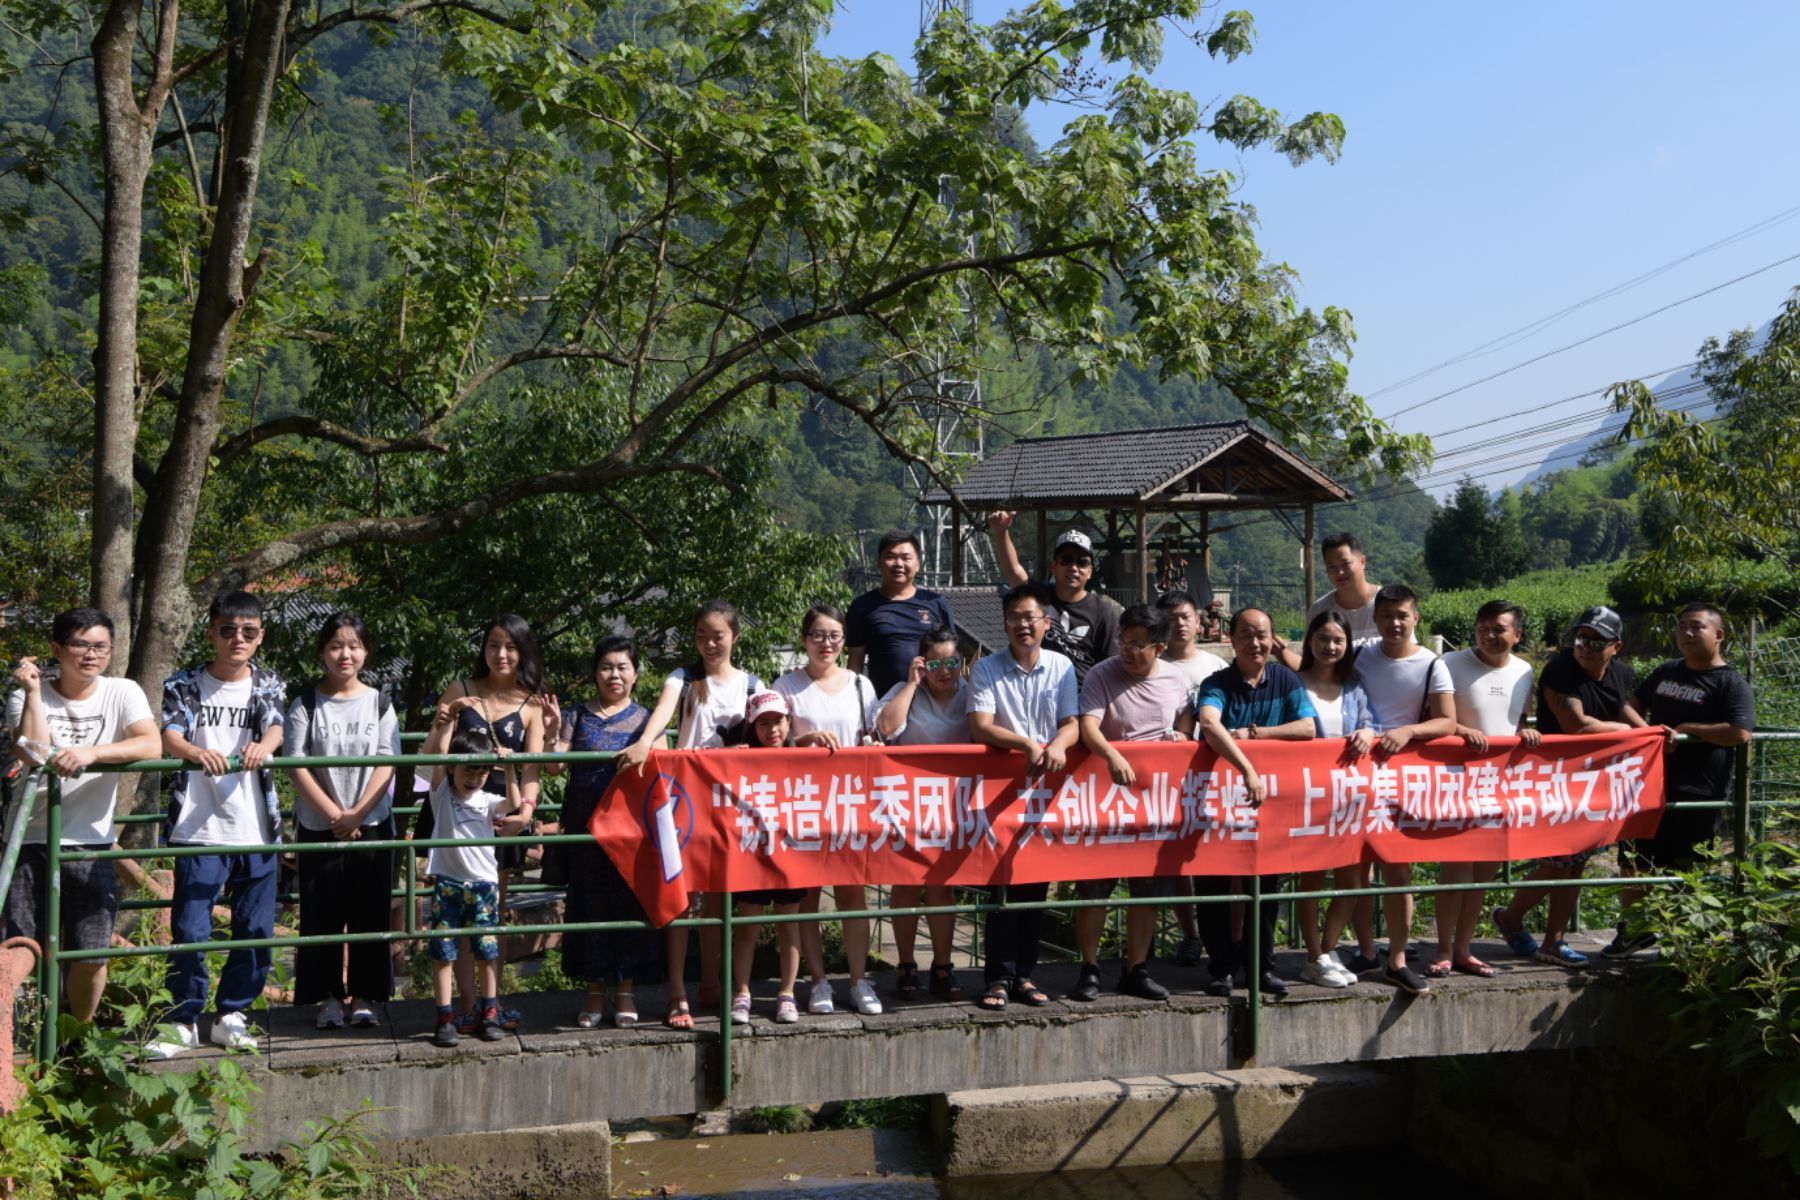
(0, 975, 419, 1198)
(1417, 562, 1619, 650)
(1637, 842, 1800, 1171)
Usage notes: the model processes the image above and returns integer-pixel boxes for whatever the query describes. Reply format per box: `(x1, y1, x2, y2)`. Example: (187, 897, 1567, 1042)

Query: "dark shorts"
(1073, 876, 1176, 902)
(3, 843, 119, 963)
(428, 877, 500, 961)
(1623, 801, 1722, 872)
(736, 888, 805, 907)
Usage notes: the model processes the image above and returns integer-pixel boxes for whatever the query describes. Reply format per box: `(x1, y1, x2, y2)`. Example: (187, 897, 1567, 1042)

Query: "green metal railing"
(4, 734, 1786, 1099)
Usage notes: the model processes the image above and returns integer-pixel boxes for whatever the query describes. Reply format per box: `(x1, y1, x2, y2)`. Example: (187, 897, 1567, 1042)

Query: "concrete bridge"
(146, 928, 1655, 1194)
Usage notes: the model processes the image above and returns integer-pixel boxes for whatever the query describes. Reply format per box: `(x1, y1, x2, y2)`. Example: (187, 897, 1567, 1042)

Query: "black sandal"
(895, 961, 920, 1001)
(977, 983, 1009, 1012)
(1014, 979, 1051, 1007)
(928, 961, 964, 1002)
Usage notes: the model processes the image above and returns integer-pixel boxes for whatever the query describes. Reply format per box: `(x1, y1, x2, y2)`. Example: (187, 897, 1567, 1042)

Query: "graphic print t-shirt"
(1635, 660, 1754, 799)
(167, 673, 271, 846)
(1038, 589, 1121, 686)
(283, 688, 400, 830)
(24, 677, 153, 845)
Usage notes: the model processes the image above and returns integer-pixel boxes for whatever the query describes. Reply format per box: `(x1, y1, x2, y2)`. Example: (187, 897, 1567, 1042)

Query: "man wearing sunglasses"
(1491, 605, 1648, 969)
(988, 512, 1120, 686)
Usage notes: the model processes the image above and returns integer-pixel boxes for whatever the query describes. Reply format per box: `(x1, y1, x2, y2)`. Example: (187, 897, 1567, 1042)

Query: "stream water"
(602, 1127, 1483, 1199)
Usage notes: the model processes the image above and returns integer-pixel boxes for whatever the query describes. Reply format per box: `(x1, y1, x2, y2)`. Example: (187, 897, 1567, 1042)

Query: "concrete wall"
(934, 1065, 1406, 1175)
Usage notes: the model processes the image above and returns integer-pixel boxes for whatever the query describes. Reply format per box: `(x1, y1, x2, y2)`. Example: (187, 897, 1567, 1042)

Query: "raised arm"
(987, 511, 1029, 587)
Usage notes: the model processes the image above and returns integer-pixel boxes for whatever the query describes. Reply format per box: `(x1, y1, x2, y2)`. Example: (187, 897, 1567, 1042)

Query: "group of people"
(3, 522, 1755, 1049)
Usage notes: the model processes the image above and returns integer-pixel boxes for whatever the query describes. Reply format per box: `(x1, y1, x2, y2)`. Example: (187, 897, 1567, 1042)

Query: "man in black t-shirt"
(988, 513, 1120, 685)
(846, 530, 956, 697)
(1492, 605, 1648, 968)
(1606, 602, 1754, 956)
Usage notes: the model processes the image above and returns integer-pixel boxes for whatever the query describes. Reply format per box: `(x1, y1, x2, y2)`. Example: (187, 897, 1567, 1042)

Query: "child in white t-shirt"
(421, 721, 528, 1046)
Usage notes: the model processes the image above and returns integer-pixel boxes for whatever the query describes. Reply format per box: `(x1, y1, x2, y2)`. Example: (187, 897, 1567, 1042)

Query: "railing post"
(1732, 741, 1752, 886)
(1245, 873, 1262, 1067)
(41, 773, 63, 1063)
(718, 895, 735, 1106)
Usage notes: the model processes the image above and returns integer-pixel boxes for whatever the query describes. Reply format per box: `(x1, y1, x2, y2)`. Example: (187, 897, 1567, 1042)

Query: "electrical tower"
(906, 1, 989, 588)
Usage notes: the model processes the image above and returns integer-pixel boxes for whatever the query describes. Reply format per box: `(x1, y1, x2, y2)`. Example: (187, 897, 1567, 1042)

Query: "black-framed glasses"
(807, 631, 845, 644)
(215, 624, 263, 641)
(1055, 555, 1093, 568)
(62, 640, 113, 656)
(1572, 635, 1612, 651)
(925, 656, 962, 672)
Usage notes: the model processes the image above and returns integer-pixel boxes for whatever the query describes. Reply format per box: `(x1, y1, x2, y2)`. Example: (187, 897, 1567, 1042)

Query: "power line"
(1366, 204, 1800, 401)
(1379, 249, 1800, 421)
(1418, 359, 1698, 441)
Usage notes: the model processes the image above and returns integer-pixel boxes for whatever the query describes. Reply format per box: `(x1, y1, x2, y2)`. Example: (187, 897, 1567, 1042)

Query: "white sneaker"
(315, 998, 345, 1029)
(1302, 954, 1352, 988)
(209, 1011, 260, 1052)
(807, 979, 835, 1014)
(848, 979, 883, 1015)
(147, 1022, 199, 1059)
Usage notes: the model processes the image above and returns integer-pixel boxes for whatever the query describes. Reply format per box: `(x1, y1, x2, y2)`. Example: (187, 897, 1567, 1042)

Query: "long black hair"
(472, 613, 546, 695)
(1298, 610, 1359, 684)
(684, 599, 741, 682)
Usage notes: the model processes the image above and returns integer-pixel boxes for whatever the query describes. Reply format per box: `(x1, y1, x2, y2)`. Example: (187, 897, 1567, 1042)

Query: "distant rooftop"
(921, 420, 1350, 510)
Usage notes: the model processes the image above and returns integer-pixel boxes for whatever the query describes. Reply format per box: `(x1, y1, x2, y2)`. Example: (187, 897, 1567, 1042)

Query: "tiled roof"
(921, 421, 1348, 507)
(938, 586, 1007, 657)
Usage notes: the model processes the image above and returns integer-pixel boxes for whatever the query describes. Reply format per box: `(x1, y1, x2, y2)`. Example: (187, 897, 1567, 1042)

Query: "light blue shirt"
(969, 648, 1079, 744)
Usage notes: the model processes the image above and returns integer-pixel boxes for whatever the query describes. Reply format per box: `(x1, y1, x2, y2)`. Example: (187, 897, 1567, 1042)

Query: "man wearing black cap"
(1491, 605, 1648, 968)
(988, 512, 1120, 686)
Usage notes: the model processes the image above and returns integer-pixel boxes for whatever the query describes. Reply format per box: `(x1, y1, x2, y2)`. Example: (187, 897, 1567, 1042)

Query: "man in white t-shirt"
(153, 591, 287, 1057)
(7, 608, 159, 1022)
(1153, 590, 1231, 966)
(1352, 584, 1457, 996)
(1433, 599, 1540, 979)
(1278, 531, 1412, 666)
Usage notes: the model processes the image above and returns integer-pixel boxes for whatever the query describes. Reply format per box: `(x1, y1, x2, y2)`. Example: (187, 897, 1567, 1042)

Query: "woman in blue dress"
(544, 634, 659, 1027)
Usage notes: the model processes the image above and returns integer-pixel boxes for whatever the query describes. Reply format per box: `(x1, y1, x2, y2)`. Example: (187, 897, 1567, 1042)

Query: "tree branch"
(211, 415, 450, 470)
(194, 458, 734, 596)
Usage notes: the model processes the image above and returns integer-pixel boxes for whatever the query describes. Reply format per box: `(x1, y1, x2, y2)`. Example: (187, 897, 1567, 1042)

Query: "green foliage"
(818, 1095, 930, 1131)
(1637, 843, 1800, 1171)
(1608, 556, 1800, 622)
(0, 977, 416, 1198)
(1417, 561, 1619, 649)
(739, 1103, 812, 1134)
(1614, 288, 1800, 614)
(1505, 454, 1644, 571)
(1422, 478, 1530, 592)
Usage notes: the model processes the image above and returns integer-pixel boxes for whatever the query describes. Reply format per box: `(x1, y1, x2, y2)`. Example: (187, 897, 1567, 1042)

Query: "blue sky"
(820, 3, 1800, 492)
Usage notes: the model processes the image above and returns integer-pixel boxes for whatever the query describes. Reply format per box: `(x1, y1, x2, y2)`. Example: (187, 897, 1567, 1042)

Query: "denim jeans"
(166, 849, 277, 1024)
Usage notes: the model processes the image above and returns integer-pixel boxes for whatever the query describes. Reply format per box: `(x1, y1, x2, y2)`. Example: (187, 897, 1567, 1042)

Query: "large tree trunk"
(89, 1, 162, 672)
(130, 0, 293, 690)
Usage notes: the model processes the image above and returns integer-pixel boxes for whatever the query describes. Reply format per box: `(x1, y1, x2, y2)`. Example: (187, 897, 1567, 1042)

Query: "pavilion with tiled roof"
(921, 420, 1352, 612)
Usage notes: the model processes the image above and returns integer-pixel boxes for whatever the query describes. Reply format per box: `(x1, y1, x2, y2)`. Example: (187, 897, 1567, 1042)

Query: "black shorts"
(1073, 876, 1176, 902)
(3, 843, 119, 963)
(735, 888, 806, 907)
(1624, 800, 1723, 872)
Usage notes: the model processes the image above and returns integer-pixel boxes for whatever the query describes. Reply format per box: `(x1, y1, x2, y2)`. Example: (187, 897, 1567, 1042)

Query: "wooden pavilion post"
(1303, 502, 1316, 608)
(1035, 510, 1048, 579)
(952, 506, 965, 586)
(1135, 501, 1149, 604)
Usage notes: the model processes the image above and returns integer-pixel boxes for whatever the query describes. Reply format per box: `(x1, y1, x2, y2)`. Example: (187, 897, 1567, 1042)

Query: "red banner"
(592, 730, 1667, 927)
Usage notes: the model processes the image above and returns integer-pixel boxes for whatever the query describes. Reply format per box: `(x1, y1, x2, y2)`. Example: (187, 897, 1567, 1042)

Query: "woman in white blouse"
(773, 604, 883, 1015)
